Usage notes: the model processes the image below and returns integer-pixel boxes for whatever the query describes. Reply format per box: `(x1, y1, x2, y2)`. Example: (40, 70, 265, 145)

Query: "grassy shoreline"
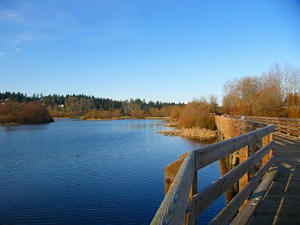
(80, 116, 169, 121)
(158, 127, 217, 143)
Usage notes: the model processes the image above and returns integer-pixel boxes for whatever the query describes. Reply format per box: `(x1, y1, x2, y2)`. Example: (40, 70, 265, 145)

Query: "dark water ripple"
(0, 119, 225, 225)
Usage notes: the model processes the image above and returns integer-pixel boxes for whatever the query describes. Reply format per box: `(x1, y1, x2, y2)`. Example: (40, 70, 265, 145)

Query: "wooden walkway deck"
(247, 135, 300, 225)
(151, 116, 299, 225)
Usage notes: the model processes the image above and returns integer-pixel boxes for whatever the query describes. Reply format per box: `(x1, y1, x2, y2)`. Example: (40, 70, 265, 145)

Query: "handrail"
(194, 125, 274, 169)
(151, 116, 275, 225)
(151, 151, 196, 225)
(209, 157, 274, 225)
(243, 116, 299, 138)
(192, 141, 274, 216)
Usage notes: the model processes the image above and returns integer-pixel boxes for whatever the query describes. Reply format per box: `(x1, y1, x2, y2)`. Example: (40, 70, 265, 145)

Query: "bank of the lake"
(0, 119, 224, 224)
(81, 116, 169, 121)
(158, 127, 217, 142)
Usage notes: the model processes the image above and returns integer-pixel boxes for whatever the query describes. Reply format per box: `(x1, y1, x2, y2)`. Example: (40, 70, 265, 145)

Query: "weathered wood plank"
(152, 116, 277, 225)
(208, 157, 274, 225)
(194, 125, 274, 170)
(247, 116, 300, 137)
(192, 141, 274, 216)
(165, 157, 185, 195)
(262, 135, 269, 166)
(151, 152, 196, 225)
(244, 135, 300, 225)
(269, 133, 274, 158)
(231, 166, 278, 225)
(239, 121, 249, 194)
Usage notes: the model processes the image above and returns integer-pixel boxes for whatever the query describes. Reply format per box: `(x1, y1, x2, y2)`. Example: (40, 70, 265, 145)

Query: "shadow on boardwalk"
(250, 135, 300, 225)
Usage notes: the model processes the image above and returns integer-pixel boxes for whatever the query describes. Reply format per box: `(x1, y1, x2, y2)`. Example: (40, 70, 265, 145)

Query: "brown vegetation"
(0, 102, 53, 125)
(159, 98, 218, 143)
(170, 98, 218, 130)
(49, 110, 76, 118)
(81, 109, 121, 120)
(159, 128, 217, 142)
(80, 105, 174, 120)
(222, 64, 300, 118)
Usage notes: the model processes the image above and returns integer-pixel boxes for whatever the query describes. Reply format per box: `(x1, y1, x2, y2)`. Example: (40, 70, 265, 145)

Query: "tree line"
(0, 92, 182, 119)
(1, 63, 299, 125)
(222, 64, 300, 118)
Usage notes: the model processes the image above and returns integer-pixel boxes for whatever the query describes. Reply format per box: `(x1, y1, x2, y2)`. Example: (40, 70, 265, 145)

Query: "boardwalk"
(248, 135, 300, 224)
(151, 116, 300, 225)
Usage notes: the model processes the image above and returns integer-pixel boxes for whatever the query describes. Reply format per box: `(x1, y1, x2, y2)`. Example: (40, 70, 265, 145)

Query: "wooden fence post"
(251, 124, 257, 155)
(238, 120, 249, 214)
(262, 135, 270, 166)
(239, 121, 249, 193)
(165, 153, 197, 225)
(184, 168, 197, 225)
(165, 159, 183, 195)
(269, 133, 274, 158)
(237, 120, 241, 136)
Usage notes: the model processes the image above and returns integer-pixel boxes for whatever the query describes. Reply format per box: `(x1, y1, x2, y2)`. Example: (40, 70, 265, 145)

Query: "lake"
(0, 119, 225, 224)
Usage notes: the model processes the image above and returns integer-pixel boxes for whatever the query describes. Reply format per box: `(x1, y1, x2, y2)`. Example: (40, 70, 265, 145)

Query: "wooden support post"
(298, 120, 300, 138)
(219, 156, 232, 203)
(237, 120, 241, 136)
(165, 158, 184, 195)
(239, 121, 250, 191)
(251, 124, 258, 155)
(252, 123, 257, 132)
(239, 121, 249, 210)
(165, 153, 197, 225)
(269, 133, 274, 159)
(184, 170, 197, 225)
(262, 135, 269, 166)
(243, 120, 248, 134)
(184, 155, 197, 225)
(239, 145, 250, 191)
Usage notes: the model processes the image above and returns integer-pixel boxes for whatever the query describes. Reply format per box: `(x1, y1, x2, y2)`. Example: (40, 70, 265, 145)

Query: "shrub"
(177, 100, 216, 130)
(81, 109, 121, 120)
(0, 102, 53, 125)
(130, 110, 145, 119)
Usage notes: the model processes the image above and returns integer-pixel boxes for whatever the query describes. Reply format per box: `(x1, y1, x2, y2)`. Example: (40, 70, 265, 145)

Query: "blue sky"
(1, 0, 300, 103)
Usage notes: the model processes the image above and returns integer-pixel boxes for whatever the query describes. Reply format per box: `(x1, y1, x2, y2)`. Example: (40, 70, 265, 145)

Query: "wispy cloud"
(0, 9, 25, 24)
(14, 47, 23, 52)
(13, 33, 33, 44)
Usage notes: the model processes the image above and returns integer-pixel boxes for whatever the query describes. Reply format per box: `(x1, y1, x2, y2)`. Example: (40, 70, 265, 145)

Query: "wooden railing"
(246, 116, 300, 138)
(151, 116, 275, 225)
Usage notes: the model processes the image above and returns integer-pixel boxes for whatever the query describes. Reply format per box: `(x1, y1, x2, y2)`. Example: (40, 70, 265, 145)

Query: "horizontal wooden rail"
(246, 116, 300, 138)
(194, 125, 274, 170)
(151, 117, 276, 225)
(230, 166, 278, 225)
(192, 141, 274, 216)
(209, 157, 274, 225)
(151, 151, 195, 225)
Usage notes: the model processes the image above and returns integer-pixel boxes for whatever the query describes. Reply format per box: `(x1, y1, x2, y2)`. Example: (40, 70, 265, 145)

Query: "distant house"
(0, 98, 8, 104)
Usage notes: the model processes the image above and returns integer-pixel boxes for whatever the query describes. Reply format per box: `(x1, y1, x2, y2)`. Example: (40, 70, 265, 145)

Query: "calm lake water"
(0, 119, 225, 225)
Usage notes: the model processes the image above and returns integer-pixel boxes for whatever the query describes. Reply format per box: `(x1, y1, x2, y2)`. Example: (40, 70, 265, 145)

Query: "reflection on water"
(0, 119, 225, 225)
(1, 123, 50, 132)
